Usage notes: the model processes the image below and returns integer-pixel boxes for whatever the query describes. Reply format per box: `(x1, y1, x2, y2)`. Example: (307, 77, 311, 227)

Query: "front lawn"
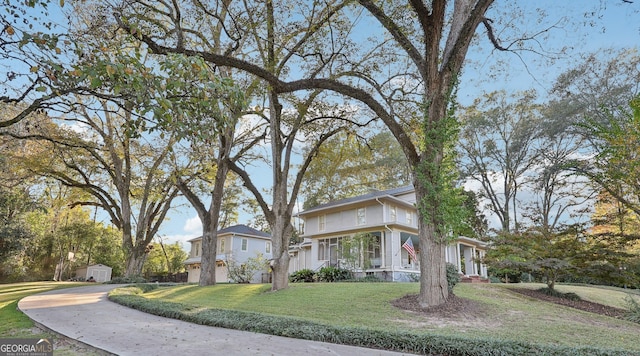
(0, 281, 100, 355)
(110, 282, 640, 355)
(0, 282, 82, 337)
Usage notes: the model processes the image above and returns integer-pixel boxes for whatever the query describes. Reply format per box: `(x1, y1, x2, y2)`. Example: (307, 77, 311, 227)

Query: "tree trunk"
(198, 156, 228, 286)
(199, 216, 218, 286)
(414, 89, 450, 307)
(270, 218, 292, 291)
(416, 188, 449, 307)
(546, 271, 556, 291)
(124, 247, 146, 277)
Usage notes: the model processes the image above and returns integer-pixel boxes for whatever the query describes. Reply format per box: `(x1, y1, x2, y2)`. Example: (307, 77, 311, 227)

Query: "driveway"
(18, 284, 411, 355)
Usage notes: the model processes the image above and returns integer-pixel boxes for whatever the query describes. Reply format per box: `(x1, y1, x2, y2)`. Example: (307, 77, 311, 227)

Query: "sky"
(159, 1, 640, 249)
(10, 1, 640, 251)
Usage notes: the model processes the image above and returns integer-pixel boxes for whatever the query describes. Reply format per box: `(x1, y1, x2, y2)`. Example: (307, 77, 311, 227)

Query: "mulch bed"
(510, 288, 628, 319)
(391, 293, 486, 318)
(391, 288, 628, 320)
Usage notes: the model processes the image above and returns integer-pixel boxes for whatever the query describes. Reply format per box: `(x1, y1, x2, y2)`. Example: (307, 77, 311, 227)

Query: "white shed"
(75, 264, 112, 282)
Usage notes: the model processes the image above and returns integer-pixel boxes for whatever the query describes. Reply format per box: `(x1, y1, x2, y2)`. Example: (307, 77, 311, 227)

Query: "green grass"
(0, 281, 98, 355)
(133, 282, 640, 353)
(0, 282, 83, 337)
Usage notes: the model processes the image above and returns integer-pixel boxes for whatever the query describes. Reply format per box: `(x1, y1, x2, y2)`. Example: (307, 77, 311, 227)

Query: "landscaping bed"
(511, 288, 628, 319)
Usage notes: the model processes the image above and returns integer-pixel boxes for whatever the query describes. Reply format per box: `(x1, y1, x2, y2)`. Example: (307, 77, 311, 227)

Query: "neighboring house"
(184, 224, 273, 284)
(290, 186, 488, 282)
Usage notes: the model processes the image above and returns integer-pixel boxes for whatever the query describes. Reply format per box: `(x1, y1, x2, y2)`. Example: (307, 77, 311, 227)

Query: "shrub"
(227, 253, 268, 283)
(539, 287, 582, 301)
(289, 269, 316, 283)
(563, 292, 581, 301)
(108, 283, 158, 296)
(446, 263, 461, 292)
(106, 276, 148, 284)
(488, 267, 522, 283)
(316, 266, 351, 282)
(355, 275, 384, 282)
(624, 294, 640, 324)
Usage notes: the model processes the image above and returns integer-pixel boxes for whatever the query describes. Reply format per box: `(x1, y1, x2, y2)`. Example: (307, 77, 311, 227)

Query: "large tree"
(6, 98, 180, 276)
(108, 0, 621, 306)
(458, 90, 543, 232)
(108, 0, 508, 306)
(301, 131, 413, 209)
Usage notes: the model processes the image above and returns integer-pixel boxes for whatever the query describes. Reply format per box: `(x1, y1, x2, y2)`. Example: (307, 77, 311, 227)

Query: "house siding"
(184, 225, 272, 284)
(291, 187, 488, 282)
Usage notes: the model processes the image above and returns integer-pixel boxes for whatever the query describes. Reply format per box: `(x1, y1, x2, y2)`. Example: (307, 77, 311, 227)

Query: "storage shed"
(75, 264, 112, 282)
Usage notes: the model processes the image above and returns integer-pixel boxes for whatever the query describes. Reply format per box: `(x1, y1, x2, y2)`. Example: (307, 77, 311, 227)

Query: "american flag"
(402, 238, 417, 261)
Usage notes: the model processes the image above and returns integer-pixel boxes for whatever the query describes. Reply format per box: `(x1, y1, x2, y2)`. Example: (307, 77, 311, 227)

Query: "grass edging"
(108, 285, 636, 356)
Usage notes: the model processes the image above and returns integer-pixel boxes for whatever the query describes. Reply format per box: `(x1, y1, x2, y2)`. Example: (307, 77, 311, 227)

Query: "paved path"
(18, 285, 410, 356)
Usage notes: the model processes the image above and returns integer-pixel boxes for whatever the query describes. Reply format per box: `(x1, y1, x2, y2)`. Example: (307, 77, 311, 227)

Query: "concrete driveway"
(18, 284, 411, 356)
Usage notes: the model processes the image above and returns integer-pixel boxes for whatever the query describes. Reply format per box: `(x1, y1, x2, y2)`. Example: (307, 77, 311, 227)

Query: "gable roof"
(187, 224, 270, 242)
(218, 224, 271, 238)
(299, 185, 415, 216)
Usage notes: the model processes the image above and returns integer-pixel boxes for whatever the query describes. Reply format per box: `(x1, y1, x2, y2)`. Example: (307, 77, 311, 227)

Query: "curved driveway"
(18, 284, 410, 356)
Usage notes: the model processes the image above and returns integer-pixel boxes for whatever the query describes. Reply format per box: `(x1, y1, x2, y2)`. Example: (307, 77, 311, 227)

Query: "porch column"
(456, 242, 462, 274)
(480, 250, 488, 277)
(445, 244, 450, 264)
(381, 231, 386, 267)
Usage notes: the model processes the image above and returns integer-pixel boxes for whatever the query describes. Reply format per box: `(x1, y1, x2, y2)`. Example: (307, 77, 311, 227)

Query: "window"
(317, 237, 342, 266)
(195, 242, 201, 257)
(406, 209, 413, 225)
(265, 241, 271, 254)
(390, 206, 397, 221)
(219, 238, 225, 253)
(241, 238, 248, 252)
(318, 240, 326, 261)
(364, 232, 382, 268)
(357, 207, 366, 225)
(319, 215, 326, 231)
(317, 233, 382, 269)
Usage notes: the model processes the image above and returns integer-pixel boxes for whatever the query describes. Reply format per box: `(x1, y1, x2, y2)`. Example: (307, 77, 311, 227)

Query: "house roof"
(298, 185, 415, 216)
(187, 224, 270, 242)
(76, 264, 112, 269)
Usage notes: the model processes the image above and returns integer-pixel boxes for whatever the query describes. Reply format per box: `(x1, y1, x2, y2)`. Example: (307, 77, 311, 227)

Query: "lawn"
(135, 282, 640, 353)
(0, 282, 82, 337)
(0, 281, 98, 355)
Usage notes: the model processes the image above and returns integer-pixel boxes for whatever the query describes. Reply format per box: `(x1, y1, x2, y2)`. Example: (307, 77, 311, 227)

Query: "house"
(75, 264, 112, 283)
(290, 186, 488, 282)
(184, 224, 273, 283)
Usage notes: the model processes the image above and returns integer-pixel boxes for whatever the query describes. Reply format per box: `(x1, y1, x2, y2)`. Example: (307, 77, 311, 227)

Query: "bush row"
(108, 286, 634, 356)
(289, 267, 353, 283)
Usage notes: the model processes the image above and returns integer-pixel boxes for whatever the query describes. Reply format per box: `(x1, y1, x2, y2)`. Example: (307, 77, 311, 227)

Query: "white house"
(290, 186, 488, 282)
(184, 224, 273, 284)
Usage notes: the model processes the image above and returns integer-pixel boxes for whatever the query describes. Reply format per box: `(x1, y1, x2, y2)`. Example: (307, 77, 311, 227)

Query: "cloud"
(183, 215, 202, 234)
(157, 215, 201, 252)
